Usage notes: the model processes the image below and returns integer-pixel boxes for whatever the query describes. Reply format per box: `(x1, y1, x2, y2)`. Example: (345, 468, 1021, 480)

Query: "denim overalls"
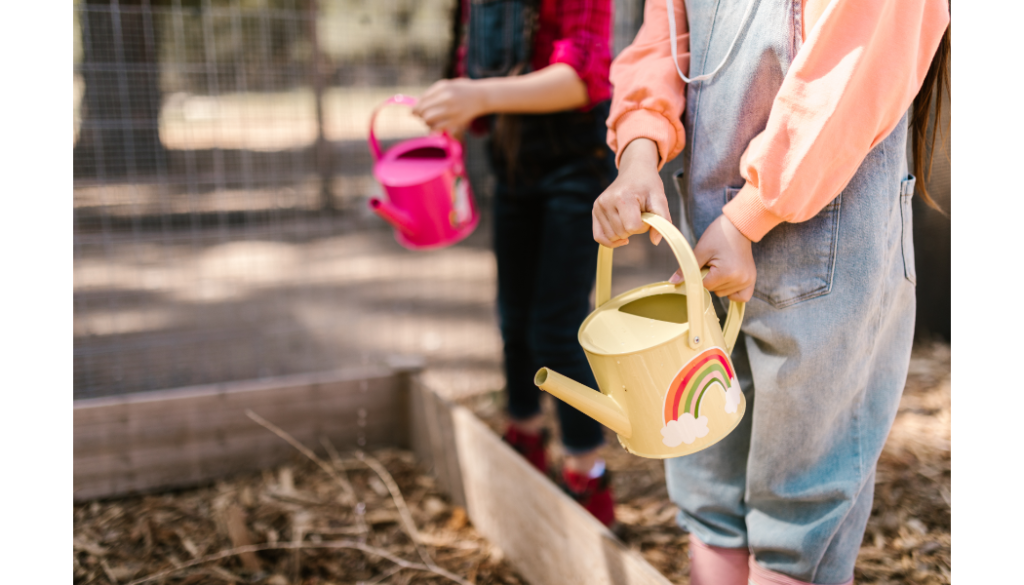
(669, 0, 917, 581)
(466, 0, 617, 453)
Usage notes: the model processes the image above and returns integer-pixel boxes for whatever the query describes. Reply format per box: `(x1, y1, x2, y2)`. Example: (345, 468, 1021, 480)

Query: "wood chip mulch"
(465, 341, 951, 585)
(73, 448, 527, 585)
(74, 342, 948, 585)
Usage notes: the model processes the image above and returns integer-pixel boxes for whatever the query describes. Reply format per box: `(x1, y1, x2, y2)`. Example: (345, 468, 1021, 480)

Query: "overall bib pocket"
(900, 175, 917, 285)
(726, 187, 843, 309)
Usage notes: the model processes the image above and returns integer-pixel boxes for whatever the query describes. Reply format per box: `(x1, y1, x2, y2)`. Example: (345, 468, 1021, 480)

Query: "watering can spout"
(535, 368, 632, 439)
(369, 198, 417, 237)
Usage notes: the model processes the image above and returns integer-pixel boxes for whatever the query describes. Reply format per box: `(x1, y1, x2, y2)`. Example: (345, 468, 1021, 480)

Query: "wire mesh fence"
(73, 0, 681, 401)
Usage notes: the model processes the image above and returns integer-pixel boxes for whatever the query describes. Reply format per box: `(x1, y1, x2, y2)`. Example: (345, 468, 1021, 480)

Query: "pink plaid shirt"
(458, 0, 613, 109)
(534, 0, 613, 107)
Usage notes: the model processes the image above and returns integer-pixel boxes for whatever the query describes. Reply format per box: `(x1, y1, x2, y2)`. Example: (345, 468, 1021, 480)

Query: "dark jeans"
(491, 103, 615, 454)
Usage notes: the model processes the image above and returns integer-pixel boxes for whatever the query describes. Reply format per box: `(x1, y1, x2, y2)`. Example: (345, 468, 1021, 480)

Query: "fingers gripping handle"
(368, 94, 419, 161)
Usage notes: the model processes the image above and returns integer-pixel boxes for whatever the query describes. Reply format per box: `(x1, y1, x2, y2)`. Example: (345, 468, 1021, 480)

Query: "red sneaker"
(503, 425, 550, 475)
(560, 463, 616, 527)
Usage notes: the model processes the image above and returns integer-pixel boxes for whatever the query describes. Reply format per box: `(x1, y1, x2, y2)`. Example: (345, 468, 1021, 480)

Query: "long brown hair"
(443, 0, 464, 80)
(910, 14, 951, 212)
(492, 67, 528, 180)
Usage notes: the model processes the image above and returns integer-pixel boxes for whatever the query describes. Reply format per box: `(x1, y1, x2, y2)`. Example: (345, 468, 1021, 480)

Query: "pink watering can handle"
(368, 94, 418, 162)
(367, 94, 462, 165)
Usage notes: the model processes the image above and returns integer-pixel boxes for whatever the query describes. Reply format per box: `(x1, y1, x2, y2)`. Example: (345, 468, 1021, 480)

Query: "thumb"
(693, 229, 713, 271)
(410, 98, 427, 119)
(692, 231, 722, 291)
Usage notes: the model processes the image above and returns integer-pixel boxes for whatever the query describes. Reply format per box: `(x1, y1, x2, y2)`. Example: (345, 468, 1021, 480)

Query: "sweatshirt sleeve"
(722, 0, 950, 242)
(605, 0, 689, 169)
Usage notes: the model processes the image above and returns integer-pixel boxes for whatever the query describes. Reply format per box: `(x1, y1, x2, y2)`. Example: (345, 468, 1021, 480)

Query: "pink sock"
(748, 558, 854, 585)
(688, 537, 750, 585)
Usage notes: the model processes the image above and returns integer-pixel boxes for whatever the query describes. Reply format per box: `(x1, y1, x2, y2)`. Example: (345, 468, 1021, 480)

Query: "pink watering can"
(368, 95, 479, 250)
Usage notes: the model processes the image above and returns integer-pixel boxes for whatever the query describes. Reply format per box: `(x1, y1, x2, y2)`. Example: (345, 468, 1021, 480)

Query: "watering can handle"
(595, 213, 745, 352)
(367, 94, 463, 164)
(368, 94, 418, 162)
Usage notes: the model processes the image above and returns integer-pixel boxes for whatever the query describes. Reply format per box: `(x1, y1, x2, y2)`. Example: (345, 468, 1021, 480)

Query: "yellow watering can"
(535, 213, 746, 459)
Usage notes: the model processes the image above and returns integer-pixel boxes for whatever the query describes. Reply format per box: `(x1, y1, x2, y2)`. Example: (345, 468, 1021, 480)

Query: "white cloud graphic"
(724, 378, 741, 414)
(661, 413, 710, 447)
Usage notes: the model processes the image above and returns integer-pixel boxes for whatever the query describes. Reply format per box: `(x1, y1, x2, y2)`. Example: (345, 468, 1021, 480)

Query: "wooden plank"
(74, 365, 417, 502)
(73, 376, 401, 449)
(409, 378, 466, 508)
(408, 374, 435, 474)
(410, 380, 672, 585)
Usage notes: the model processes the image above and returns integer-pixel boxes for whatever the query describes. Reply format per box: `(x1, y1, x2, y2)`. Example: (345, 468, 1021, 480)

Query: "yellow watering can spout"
(534, 368, 632, 439)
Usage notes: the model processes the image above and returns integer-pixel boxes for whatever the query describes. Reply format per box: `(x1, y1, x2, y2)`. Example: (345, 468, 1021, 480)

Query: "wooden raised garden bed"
(74, 360, 671, 585)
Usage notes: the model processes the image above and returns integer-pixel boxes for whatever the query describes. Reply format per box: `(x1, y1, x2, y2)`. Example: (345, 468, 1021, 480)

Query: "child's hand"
(412, 78, 487, 137)
(670, 214, 756, 302)
(593, 139, 672, 248)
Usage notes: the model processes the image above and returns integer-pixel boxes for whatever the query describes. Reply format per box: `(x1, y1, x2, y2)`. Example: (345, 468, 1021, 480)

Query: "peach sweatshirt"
(606, 0, 950, 242)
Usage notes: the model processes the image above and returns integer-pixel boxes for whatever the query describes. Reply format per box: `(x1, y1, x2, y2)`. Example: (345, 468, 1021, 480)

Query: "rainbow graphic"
(663, 347, 738, 424)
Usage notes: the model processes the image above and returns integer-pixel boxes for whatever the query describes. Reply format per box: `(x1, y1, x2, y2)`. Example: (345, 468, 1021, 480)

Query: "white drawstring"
(667, 0, 759, 84)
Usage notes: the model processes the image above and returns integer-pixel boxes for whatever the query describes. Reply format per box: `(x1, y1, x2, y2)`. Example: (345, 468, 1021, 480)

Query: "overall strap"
(667, 0, 758, 84)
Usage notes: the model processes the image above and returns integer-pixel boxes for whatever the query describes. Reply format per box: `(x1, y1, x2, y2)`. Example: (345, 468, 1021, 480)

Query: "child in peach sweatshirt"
(593, 0, 949, 583)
